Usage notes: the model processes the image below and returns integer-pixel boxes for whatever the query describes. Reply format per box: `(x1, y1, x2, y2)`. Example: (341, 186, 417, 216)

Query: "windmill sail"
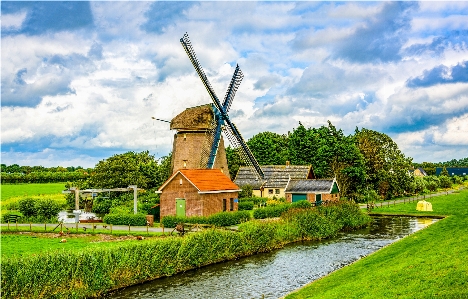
(180, 33, 264, 180)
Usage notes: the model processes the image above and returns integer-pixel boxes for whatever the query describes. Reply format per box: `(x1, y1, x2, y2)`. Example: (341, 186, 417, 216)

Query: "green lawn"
(0, 233, 161, 258)
(1, 183, 66, 201)
(286, 189, 468, 299)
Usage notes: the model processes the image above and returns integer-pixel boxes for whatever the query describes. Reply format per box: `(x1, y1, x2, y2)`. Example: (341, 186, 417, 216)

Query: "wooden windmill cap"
(170, 104, 215, 131)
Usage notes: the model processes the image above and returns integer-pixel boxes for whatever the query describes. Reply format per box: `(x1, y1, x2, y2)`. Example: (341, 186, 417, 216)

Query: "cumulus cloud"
(1, 1, 468, 166)
(407, 61, 468, 87)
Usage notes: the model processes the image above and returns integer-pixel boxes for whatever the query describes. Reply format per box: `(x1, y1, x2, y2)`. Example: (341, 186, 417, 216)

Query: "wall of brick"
(160, 173, 238, 218)
(171, 131, 229, 176)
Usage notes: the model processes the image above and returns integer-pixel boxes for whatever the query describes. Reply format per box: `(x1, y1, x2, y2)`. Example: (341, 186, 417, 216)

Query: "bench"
(7, 214, 20, 223)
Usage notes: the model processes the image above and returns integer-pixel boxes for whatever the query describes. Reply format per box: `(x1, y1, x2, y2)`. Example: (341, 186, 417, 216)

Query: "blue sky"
(1, 1, 468, 168)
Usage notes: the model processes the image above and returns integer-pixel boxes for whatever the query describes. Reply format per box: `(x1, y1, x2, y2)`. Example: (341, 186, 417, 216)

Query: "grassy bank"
(1, 201, 370, 299)
(286, 189, 468, 299)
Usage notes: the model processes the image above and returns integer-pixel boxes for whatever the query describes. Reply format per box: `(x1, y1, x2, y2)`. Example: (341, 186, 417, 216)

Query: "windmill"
(178, 33, 264, 180)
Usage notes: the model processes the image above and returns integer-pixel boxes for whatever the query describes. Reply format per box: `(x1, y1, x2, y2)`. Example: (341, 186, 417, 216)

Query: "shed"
(284, 179, 340, 204)
(413, 167, 428, 177)
(234, 164, 315, 198)
(157, 169, 241, 218)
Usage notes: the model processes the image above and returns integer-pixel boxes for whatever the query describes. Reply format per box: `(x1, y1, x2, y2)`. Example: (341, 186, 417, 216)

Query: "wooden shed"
(157, 169, 241, 218)
(284, 179, 340, 205)
(234, 164, 315, 198)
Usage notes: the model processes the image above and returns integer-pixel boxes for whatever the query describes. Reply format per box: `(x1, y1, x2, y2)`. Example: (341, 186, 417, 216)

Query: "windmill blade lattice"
(180, 33, 264, 180)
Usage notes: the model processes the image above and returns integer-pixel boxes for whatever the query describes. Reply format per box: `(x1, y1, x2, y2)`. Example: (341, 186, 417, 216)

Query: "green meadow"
(1, 182, 65, 201)
(286, 189, 468, 299)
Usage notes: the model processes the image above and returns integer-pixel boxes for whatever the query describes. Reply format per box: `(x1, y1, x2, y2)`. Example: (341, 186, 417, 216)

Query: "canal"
(109, 216, 438, 299)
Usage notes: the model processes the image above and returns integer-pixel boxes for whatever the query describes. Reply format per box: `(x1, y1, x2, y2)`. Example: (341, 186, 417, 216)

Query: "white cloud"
(1, 11, 27, 30)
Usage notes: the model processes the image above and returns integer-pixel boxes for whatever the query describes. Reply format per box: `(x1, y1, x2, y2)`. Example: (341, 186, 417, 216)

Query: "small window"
(268, 189, 273, 195)
(179, 179, 183, 185)
(275, 189, 280, 194)
(222, 199, 227, 212)
(230, 198, 234, 211)
(183, 161, 187, 168)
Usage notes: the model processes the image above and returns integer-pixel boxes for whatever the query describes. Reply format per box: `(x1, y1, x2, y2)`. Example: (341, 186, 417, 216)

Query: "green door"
(176, 199, 186, 217)
(315, 194, 322, 206)
(292, 194, 307, 202)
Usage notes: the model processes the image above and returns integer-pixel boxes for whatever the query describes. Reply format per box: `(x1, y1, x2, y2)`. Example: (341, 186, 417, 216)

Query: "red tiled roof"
(180, 169, 239, 192)
(159, 169, 240, 192)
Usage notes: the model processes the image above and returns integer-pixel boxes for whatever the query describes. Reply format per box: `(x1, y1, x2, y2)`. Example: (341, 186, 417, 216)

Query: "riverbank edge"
(281, 213, 447, 299)
(1, 202, 370, 299)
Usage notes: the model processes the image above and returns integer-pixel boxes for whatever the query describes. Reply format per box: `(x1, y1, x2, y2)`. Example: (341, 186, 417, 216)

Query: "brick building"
(157, 169, 241, 218)
(284, 179, 340, 205)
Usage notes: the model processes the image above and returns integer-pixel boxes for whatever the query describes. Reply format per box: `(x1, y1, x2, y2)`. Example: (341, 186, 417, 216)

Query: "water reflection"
(109, 216, 438, 299)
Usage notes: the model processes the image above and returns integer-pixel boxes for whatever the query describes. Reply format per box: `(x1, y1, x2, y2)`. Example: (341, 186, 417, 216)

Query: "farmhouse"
(412, 167, 428, 177)
(234, 163, 315, 198)
(284, 178, 340, 205)
(157, 169, 241, 218)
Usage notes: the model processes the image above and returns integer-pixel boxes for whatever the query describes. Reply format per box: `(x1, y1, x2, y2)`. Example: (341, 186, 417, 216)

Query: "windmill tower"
(170, 33, 264, 181)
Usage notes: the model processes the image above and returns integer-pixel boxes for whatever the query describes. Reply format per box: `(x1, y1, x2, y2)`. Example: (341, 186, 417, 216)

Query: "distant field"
(0, 183, 65, 201)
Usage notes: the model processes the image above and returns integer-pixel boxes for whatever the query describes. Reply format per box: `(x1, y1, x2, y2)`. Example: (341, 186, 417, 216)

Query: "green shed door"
(292, 194, 307, 202)
(176, 199, 186, 217)
(315, 194, 322, 206)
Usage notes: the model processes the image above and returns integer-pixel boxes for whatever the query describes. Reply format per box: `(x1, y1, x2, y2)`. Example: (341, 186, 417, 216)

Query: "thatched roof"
(234, 165, 314, 189)
(285, 179, 337, 193)
(170, 104, 214, 131)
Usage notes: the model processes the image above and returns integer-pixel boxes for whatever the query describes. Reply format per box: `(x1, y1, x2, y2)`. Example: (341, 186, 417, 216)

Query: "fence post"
(147, 224, 149, 235)
(60, 223, 63, 233)
(16, 221, 18, 231)
(110, 224, 112, 234)
(8, 221, 10, 231)
(76, 223, 78, 233)
(30, 222, 32, 232)
(128, 224, 130, 233)
(93, 225, 95, 233)
(162, 223, 164, 235)
(45, 223, 47, 232)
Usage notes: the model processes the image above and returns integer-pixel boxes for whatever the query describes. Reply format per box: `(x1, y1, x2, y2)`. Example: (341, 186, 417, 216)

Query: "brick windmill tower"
(170, 103, 229, 174)
(167, 33, 265, 182)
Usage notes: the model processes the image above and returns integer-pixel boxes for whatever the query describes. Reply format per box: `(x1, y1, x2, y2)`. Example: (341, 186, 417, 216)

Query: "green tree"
(88, 151, 160, 190)
(289, 121, 366, 199)
(355, 128, 413, 199)
(247, 131, 289, 165)
(226, 146, 245, 180)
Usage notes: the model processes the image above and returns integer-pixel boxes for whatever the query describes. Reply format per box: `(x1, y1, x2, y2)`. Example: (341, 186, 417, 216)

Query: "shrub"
(35, 199, 62, 219)
(161, 211, 251, 228)
(238, 201, 254, 211)
(18, 198, 37, 217)
(103, 213, 147, 226)
(290, 200, 311, 209)
(253, 204, 289, 219)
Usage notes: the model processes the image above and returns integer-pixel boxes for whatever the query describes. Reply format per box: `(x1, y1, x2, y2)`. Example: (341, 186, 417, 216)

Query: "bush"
(240, 197, 266, 206)
(290, 200, 311, 209)
(35, 199, 62, 219)
(103, 213, 147, 226)
(161, 211, 251, 228)
(18, 198, 37, 217)
(253, 204, 290, 219)
(238, 201, 254, 211)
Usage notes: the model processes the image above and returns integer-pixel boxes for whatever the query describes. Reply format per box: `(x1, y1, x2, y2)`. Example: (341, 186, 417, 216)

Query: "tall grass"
(1, 201, 371, 299)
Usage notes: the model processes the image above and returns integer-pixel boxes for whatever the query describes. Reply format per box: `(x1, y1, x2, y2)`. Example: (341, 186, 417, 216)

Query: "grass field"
(286, 189, 468, 299)
(1, 183, 65, 201)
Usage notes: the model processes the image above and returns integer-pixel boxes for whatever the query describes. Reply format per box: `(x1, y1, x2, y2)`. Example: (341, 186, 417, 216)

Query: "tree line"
(227, 121, 467, 201)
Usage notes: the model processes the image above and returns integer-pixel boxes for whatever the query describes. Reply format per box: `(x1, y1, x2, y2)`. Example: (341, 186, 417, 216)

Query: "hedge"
(1, 201, 371, 299)
(253, 200, 313, 219)
(161, 210, 251, 228)
(238, 201, 254, 211)
(103, 213, 147, 226)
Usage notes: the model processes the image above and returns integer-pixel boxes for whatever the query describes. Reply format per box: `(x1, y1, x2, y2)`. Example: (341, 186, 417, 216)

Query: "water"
(109, 216, 438, 299)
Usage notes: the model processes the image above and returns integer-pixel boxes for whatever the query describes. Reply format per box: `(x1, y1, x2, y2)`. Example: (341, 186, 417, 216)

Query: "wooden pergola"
(62, 185, 143, 214)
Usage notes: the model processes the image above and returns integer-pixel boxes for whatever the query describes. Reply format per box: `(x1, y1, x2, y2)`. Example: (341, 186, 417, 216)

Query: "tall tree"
(355, 128, 413, 199)
(226, 146, 245, 180)
(289, 121, 366, 198)
(247, 131, 289, 165)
